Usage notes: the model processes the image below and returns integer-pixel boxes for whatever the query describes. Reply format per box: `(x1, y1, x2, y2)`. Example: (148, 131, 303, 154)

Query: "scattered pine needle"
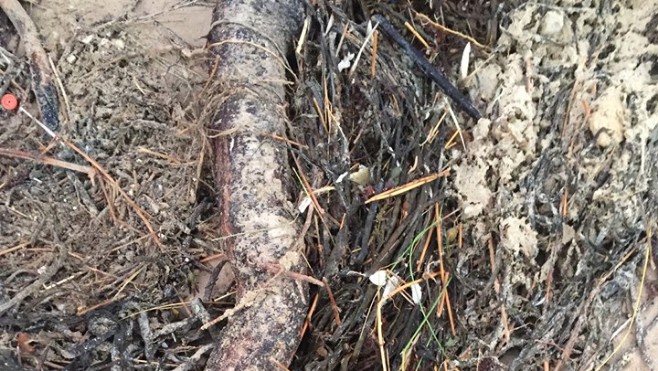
(113, 264, 146, 300)
(292, 155, 326, 219)
(404, 22, 430, 49)
(371, 29, 378, 78)
(200, 253, 226, 264)
(416, 224, 434, 272)
(444, 129, 461, 150)
(19, 107, 164, 249)
(434, 204, 448, 319)
(414, 12, 489, 50)
(443, 272, 456, 336)
(323, 74, 331, 134)
(301, 293, 320, 337)
(422, 111, 448, 145)
(458, 223, 463, 249)
(0, 242, 29, 258)
(323, 277, 342, 326)
(365, 170, 449, 204)
(312, 96, 327, 133)
(489, 236, 511, 343)
(561, 190, 568, 217)
(202, 55, 220, 95)
(0, 147, 96, 178)
(77, 294, 126, 316)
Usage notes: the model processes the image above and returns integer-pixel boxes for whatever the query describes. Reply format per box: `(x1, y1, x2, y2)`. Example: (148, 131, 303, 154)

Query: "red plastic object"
(1, 93, 18, 111)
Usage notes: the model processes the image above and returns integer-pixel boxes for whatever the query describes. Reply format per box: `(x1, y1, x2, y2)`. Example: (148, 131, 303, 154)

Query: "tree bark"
(205, 0, 307, 369)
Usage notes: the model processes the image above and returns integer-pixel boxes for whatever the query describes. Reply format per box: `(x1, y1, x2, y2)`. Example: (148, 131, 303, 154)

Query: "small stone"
(540, 10, 564, 36)
(589, 88, 625, 148)
(112, 39, 125, 50)
(80, 34, 94, 44)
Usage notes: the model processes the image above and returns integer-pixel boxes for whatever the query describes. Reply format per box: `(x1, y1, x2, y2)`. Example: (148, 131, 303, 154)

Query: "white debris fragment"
(297, 196, 312, 213)
(81, 34, 95, 44)
(336, 171, 349, 184)
(369, 270, 388, 287)
(460, 42, 471, 79)
(410, 282, 422, 304)
(338, 52, 355, 72)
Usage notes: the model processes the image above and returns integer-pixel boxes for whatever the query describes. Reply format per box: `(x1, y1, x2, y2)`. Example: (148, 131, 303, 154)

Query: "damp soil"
(1, 0, 657, 370)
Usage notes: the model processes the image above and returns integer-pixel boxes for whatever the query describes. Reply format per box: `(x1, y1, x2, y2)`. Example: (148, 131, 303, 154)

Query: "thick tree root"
(205, 0, 307, 370)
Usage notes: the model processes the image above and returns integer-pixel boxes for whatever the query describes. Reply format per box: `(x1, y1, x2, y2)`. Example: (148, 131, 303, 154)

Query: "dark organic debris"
(372, 14, 482, 120)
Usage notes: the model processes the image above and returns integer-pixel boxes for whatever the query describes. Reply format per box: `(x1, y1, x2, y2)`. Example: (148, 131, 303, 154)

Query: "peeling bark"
(206, 0, 307, 370)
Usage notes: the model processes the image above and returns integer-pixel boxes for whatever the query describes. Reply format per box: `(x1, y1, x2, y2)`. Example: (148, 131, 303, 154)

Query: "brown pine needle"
(136, 147, 187, 165)
(0, 147, 96, 178)
(458, 222, 463, 248)
(444, 129, 461, 150)
(365, 170, 449, 204)
(113, 264, 146, 300)
(414, 12, 489, 50)
(416, 224, 434, 272)
(443, 272, 456, 336)
(323, 277, 341, 326)
(488, 234, 496, 274)
(312, 96, 327, 133)
(436, 286, 446, 317)
(323, 73, 331, 133)
(301, 293, 319, 337)
(262, 263, 324, 286)
(561, 190, 568, 217)
(266, 133, 306, 148)
(54, 131, 162, 248)
(404, 21, 430, 49)
(0, 242, 29, 257)
(385, 273, 440, 303)
(201, 55, 220, 95)
(434, 204, 447, 317)
(5, 107, 162, 249)
(292, 164, 321, 217)
(77, 295, 124, 316)
(200, 253, 226, 264)
(423, 111, 447, 145)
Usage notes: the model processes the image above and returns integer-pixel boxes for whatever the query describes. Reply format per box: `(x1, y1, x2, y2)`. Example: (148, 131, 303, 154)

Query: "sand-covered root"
(205, 0, 308, 369)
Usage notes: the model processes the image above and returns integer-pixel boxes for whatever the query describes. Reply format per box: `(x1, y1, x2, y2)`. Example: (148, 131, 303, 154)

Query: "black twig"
(372, 14, 482, 121)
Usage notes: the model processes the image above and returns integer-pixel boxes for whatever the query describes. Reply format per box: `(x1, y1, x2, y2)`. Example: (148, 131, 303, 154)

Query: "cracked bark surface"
(205, 0, 307, 369)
